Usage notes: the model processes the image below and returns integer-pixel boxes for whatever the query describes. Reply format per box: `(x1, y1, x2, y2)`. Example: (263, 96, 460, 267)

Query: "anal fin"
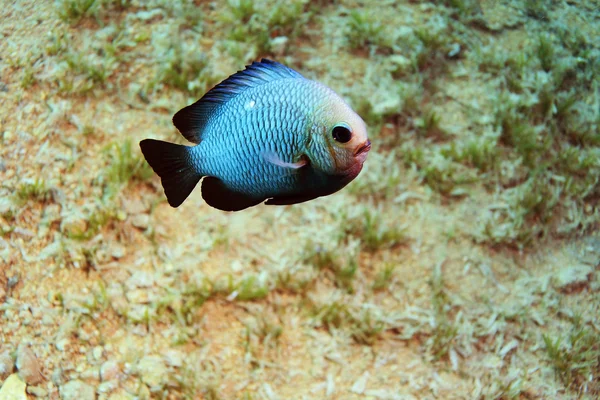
(201, 177, 264, 212)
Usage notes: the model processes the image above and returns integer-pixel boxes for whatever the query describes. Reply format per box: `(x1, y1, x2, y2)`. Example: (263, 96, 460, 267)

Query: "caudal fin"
(139, 139, 202, 207)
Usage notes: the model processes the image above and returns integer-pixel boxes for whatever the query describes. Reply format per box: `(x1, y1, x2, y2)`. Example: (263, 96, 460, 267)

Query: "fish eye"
(331, 124, 352, 144)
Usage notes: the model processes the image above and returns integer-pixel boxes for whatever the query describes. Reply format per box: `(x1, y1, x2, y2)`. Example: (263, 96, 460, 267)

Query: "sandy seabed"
(0, 1, 599, 399)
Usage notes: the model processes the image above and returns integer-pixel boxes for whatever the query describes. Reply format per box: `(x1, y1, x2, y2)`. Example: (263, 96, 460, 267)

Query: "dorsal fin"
(172, 59, 304, 143)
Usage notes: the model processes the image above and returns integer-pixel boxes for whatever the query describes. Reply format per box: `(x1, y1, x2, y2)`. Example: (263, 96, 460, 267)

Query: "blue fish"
(140, 59, 371, 211)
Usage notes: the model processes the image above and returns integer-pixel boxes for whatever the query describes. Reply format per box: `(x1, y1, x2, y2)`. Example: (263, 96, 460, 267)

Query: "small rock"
(389, 54, 411, 72)
(50, 368, 64, 386)
(55, 338, 70, 352)
(26, 385, 48, 397)
(41, 314, 54, 325)
(136, 383, 151, 399)
(50, 188, 66, 204)
(80, 367, 100, 380)
(127, 271, 154, 288)
(108, 389, 135, 400)
(372, 96, 401, 117)
(126, 289, 149, 304)
(92, 346, 104, 361)
(16, 345, 43, 385)
(555, 264, 593, 294)
(133, 9, 164, 21)
(7, 276, 19, 289)
(581, 236, 600, 266)
(130, 324, 148, 337)
(38, 242, 63, 261)
(447, 42, 461, 58)
(130, 213, 149, 230)
(270, 36, 289, 56)
(42, 204, 61, 221)
(123, 198, 149, 215)
(350, 371, 369, 394)
(12, 227, 34, 238)
(0, 350, 14, 380)
(0, 373, 27, 400)
(0, 198, 14, 215)
(18, 309, 33, 326)
(100, 360, 120, 381)
(60, 215, 88, 238)
(98, 380, 118, 394)
(163, 349, 183, 368)
(59, 380, 96, 400)
(110, 244, 126, 259)
(136, 355, 167, 391)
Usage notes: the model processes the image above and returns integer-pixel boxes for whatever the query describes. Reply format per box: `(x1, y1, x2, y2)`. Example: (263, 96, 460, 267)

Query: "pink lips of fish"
(139, 59, 371, 212)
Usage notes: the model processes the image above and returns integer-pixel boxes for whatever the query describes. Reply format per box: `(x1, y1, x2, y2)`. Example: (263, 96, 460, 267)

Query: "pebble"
(110, 244, 126, 259)
(127, 271, 154, 288)
(80, 367, 100, 380)
(42, 204, 61, 221)
(555, 264, 593, 293)
(0, 374, 27, 400)
(372, 95, 402, 117)
(126, 289, 149, 304)
(123, 198, 149, 215)
(163, 350, 183, 368)
(389, 54, 411, 72)
(137, 383, 151, 399)
(108, 390, 135, 400)
(7, 276, 18, 289)
(0, 351, 14, 380)
(270, 36, 289, 56)
(0, 198, 12, 215)
(136, 355, 167, 391)
(41, 314, 54, 325)
(133, 9, 164, 21)
(55, 338, 70, 352)
(59, 380, 96, 400)
(60, 215, 88, 237)
(50, 188, 66, 204)
(18, 309, 33, 326)
(50, 368, 64, 386)
(98, 380, 118, 394)
(100, 360, 120, 381)
(92, 346, 104, 361)
(15, 345, 43, 385)
(26, 385, 48, 397)
(131, 213, 149, 230)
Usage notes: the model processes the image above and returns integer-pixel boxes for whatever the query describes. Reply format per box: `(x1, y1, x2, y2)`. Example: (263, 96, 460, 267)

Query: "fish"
(139, 59, 371, 212)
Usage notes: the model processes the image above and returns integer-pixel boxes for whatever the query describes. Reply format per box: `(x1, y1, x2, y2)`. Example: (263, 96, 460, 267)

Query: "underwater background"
(0, 0, 599, 399)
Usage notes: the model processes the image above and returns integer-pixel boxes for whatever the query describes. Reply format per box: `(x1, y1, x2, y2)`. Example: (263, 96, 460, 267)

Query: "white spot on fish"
(245, 100, 256, 110)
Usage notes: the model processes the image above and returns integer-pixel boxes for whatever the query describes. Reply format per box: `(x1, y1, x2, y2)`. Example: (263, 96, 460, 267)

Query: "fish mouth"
(354, 140, 371, 156)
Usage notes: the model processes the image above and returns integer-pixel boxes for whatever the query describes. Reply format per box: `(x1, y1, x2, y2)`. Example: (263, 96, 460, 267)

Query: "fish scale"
(139, 59, 370, 211)
(198, 84, 308, 194)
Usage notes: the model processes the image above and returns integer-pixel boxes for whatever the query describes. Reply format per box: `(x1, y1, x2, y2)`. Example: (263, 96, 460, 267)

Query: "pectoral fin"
(262, 151, 308, 170)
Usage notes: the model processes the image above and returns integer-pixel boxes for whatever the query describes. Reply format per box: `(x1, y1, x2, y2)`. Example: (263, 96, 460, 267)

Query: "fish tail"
(139, 139, 202, 208)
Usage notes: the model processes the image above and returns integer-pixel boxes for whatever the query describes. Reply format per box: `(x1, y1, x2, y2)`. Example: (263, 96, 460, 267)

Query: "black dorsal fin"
(172, 59, 304, 143)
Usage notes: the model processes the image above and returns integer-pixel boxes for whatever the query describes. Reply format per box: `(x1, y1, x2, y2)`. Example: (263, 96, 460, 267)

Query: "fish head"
(310, 91, 371, 180)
